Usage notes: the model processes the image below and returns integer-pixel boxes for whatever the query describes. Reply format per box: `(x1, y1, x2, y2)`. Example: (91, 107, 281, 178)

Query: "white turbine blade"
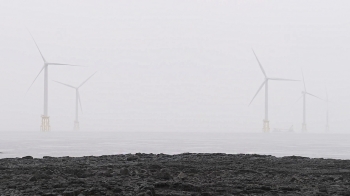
(79, 71, 97, 88)
(26, 65, 46, 93)
(27, 28, 46, 62)
(48, 62, 85, 67)
(306, 92, 323, 100)
(268, 78, 299, 81)
(249, 81, 266, 106)
(53, 81, 76, 89)
(287, 95, 303, 114)
(78, 91, 83, 113)
(294, 95, 303, 105)
(301, 68, 307, 91)
(252, 49, 267, 78)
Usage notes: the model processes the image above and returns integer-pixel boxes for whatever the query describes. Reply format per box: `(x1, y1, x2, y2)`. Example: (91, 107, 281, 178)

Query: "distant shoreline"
(0, 153, 348, 195)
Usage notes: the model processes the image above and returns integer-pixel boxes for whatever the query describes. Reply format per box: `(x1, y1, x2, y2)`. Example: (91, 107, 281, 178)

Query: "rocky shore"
(1, 153, 350, 195)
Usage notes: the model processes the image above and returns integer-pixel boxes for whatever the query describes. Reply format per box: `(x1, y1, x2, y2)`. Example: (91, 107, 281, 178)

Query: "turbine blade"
(301, 68, 307, 91)
(249, 81, 266, 106)
(252, 49, 267, 78)
(306, 92, 323, 100)
(78, 91, 83, 113)
(294, 95, 303, 105)
(268, 78, 299, 81)
(26, 65, 46, 93)
(27, 28, 46, 62)
(79, 71, 97, 88)
(48, 62, 85, 67)
(53, 80, 76, 89)
(287, 95, 303, 114)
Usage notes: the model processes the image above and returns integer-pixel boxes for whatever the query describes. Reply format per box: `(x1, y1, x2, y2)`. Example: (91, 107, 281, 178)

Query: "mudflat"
(0, 153, 349, 195)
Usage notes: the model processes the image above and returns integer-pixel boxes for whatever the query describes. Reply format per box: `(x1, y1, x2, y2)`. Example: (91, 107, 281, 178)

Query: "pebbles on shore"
(1, 153, 350, 195)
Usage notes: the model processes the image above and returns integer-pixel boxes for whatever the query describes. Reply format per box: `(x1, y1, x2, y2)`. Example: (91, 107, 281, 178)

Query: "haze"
(0, 1, 349, 133)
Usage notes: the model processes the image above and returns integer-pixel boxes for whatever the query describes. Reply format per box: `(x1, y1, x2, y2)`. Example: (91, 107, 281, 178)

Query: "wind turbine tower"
(54, 72, 97, 130)
(250, 50, 298, 132)
(27, 30, 82, 131)
(300, 70, 322, 132)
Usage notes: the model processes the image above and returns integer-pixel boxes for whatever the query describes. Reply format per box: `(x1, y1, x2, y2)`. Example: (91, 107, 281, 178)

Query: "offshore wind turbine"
(325, 87, 330, 132)
(299, 70, 323, 132)
(249, 49, 298, 133)
(27, 30, 82, 131)
(54, 72, 97, 130)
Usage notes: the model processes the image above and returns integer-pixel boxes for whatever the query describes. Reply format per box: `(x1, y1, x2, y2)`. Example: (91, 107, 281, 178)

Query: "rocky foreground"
(1, 153, 350, 196)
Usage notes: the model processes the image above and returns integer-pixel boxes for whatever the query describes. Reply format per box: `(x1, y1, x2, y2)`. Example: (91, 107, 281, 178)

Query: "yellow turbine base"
(263, 120, 270, 133)
(302, 123, 307, 132)
(41, 115, 50, 132)
(74, 121, 79, 131)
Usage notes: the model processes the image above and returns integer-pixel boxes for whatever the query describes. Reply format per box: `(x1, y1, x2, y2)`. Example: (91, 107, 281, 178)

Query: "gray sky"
(0, 0, 349, 132)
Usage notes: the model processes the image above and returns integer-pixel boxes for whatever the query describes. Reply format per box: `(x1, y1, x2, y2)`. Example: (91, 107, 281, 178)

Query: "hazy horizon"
(1, 1, 350, 133)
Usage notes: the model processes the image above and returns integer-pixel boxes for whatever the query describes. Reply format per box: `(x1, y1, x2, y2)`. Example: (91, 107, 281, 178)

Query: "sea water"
(0, 131, 350, 159)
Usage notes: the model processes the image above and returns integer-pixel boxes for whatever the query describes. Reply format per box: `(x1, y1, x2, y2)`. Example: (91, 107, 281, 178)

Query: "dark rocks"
(28, 175, 37, 181)
(1, 153, 350, 195)
(137, 184, 156, 196)
(180, 183, 201, 192)
(28, 172, 51, 181)
(177, 171, 187, 180)
(62, 190, 76, 196)
(126, 155, 139, 161)
(158, 168, 172, 180)
(319, 186, 328, 193)
(149, 164, 162, 170)
(120, 167, 129, 175)
(22, 156, 33, 159)
(279, 185, 300, 191)
(154, 181, 171, 188)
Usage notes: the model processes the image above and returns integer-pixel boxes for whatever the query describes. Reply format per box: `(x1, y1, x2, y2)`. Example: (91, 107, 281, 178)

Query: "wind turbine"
(249, 49, 298, 133)
(299, 70, 323, 132)
(27, 30, 82, 131)
(54, 72, 97, 130)
(325, 87, 330, 132)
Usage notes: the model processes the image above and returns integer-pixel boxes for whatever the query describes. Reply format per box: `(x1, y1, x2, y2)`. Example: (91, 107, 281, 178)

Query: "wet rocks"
(1, 153, 350, 195)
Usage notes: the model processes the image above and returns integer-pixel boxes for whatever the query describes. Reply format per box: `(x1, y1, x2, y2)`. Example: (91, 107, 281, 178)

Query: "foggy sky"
(0, 1, 349, 133)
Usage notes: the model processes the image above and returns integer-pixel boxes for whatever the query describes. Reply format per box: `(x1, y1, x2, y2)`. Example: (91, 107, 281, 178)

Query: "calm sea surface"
(1, 132, 350, 159)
